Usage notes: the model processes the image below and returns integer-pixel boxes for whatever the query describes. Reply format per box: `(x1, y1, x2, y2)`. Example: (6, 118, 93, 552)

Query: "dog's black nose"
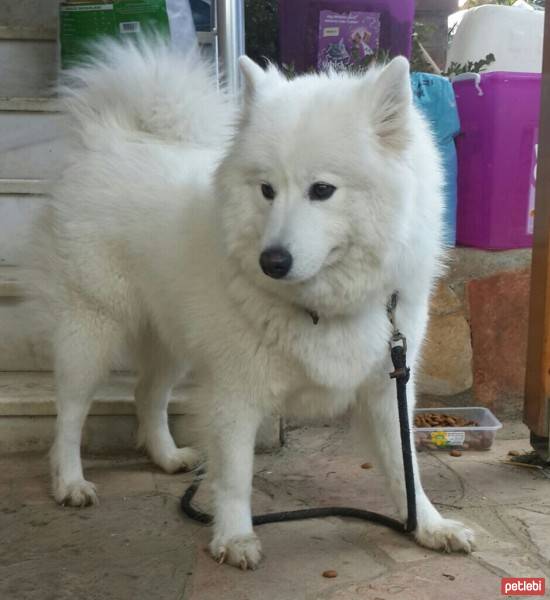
(259, 247, 293, 279)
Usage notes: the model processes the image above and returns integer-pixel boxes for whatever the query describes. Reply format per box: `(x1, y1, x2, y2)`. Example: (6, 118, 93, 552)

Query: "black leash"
(180, 292, 417, 534)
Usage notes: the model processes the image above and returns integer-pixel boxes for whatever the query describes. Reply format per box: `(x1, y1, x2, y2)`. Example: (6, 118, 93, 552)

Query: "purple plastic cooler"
(453, 72, 541, 249)
(278, 0, 414, 73)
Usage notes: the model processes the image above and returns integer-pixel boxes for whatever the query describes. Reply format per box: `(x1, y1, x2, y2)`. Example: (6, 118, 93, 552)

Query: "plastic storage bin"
(447, 5, 544, 74)
(411, 73, 460, 246)
(453, 72, 540, 249)
(279, 0, 414, 73)
(414, 407, 502, 451)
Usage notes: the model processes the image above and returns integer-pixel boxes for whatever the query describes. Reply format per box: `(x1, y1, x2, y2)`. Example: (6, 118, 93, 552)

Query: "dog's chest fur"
(278, 308, 388, 391)
(228, 275, 390, 394)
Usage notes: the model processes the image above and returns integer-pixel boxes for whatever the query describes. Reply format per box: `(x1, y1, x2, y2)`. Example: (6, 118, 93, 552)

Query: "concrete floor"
(1, 423, 549, 600)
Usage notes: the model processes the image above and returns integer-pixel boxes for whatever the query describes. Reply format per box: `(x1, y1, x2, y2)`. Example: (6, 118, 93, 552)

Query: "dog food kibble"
(449, 449, 462, 457)
(361, 462, 373, 469)
(322, 570, 338, 578)
(414, 413, 479, 428)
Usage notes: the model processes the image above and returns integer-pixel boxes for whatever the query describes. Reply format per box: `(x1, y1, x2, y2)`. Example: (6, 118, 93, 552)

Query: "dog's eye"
(261, 183, 276, 201)
(309, 182, 336, 201)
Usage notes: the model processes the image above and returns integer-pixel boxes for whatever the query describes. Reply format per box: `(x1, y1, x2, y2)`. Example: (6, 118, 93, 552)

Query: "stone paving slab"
(0, 494, 197, 600)
(189, 519, 389, 600)
(1, 424, 550, 600)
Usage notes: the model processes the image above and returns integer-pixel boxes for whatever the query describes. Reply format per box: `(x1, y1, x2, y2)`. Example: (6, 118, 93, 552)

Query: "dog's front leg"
(356, 376, 475, 553)
(207, 394, 263, 570)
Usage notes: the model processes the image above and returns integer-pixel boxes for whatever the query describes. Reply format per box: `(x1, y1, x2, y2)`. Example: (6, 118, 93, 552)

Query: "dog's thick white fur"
(29, 41, 474, 568)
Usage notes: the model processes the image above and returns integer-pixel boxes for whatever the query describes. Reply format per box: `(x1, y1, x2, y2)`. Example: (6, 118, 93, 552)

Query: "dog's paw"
(415, 517, 475, 553)
(209, 533, 262, 570)
(54, 479, 98, 507)
(157, 446, 201, 474)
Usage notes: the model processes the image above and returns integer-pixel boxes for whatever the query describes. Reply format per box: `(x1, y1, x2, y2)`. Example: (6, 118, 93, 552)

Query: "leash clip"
(387, 291, 410, 382)
(389, 333, 410, 382)
(389, 330, 407, 353)
(387, 291, 407, 353)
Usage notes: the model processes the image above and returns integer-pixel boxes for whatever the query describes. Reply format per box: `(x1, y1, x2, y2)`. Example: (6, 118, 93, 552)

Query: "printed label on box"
(120, 21, 141, 33)
(430, 431, 465, 447)
(60, 0, 170, 69)
(317, 10, 380, 71)
(527, 141, 538, 235)
(61, 4, 114, 12)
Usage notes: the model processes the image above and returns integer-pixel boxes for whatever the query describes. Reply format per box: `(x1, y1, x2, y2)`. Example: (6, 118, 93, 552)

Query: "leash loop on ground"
(181, 292, 417, 535)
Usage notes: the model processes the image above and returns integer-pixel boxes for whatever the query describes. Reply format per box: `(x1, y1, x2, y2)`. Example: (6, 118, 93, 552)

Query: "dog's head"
(217, 56, 421, 315)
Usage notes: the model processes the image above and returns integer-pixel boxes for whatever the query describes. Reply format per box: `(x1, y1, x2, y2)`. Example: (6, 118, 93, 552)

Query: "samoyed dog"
(29, 41, 474, 569)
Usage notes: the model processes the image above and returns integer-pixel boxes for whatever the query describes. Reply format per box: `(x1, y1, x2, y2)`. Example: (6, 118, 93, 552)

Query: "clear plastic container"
(414, 407, 502, 451)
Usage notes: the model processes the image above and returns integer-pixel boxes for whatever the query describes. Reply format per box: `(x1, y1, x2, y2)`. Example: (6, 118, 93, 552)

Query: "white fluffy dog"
(29, 41, 474, 569)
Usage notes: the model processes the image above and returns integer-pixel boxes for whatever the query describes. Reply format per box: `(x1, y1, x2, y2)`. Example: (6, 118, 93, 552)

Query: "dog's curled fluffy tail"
(60, 39, 233, 148)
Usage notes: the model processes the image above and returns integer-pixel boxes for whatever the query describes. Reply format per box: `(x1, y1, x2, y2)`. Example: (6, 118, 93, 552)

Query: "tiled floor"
(1, 423, 549, 600)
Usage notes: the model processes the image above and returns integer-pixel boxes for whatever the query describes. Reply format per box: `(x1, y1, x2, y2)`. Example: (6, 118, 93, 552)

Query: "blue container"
(411, 73, 460, 246)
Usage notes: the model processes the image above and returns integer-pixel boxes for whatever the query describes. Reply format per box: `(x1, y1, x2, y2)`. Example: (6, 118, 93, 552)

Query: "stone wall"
(417, 248, 532, 420)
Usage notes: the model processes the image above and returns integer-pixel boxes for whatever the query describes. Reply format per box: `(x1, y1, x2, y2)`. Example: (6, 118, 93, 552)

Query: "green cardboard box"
(59, 1, 171, 69)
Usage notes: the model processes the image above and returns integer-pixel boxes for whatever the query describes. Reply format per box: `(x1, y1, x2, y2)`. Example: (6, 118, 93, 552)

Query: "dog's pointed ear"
(369, 56, 412, 150)
(239, 56, 266, 104)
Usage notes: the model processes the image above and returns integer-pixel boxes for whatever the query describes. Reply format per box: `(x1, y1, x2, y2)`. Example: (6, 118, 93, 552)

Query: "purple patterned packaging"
(317, 10, 380, 71)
